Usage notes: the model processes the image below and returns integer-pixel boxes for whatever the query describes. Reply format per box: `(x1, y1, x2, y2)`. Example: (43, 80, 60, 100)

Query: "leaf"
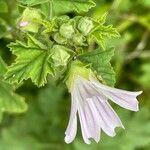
(0, 80, 27, 120)
(90, 13, 120, 49)
(0, 56, 7, 76)
(91, 25, 120, 49)
(17, 0, 49, 6)
(39, 0, 95, 17)
(95, 12, 108, 24)
(0, 0, 8, 13)
(78, 47, 116, 86)
(52, 0, 96, 15)
(0, 56, 27, 122)
(5, 35, 54, 87)
(18, 0, 95, 14)
(0, 80, 67, 149)
(0, 18, 8, 39)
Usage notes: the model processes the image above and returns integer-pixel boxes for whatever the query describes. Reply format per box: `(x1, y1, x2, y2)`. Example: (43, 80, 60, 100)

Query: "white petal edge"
(65, 116, 77, 144)
(76, 87, 91, 144)
(65, 86, 78, 143)
(90, 77, 142, 111)
(87, 98, 101, 142)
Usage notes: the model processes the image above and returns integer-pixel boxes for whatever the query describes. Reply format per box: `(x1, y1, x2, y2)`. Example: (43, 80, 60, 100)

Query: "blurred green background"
(0, 0, 150, 150)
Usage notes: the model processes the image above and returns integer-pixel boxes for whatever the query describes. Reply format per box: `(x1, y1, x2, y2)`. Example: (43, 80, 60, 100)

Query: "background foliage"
(0, 0, 150, 150)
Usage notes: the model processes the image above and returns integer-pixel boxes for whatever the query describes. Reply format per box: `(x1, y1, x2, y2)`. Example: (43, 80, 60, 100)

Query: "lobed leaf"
(78, 47, 116, 86)
(5, 35, 54, 87)
(0, 57, 27, 121)
(91, 25, 120, 49)
(53, 0, 96, 15)
(19, 0, 95, 15)
(0, 80, 27, 121)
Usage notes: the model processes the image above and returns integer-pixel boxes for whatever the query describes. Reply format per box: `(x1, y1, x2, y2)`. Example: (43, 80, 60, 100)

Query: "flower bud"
(51, 45, 70, 67)
(72, 33, 86, 46)
(53, 33, 67, 44)
(19, 8, 42, 33)
(78, 17, 94, 36)
(59, 23, 74, 39)
(56, 15, 70, 26)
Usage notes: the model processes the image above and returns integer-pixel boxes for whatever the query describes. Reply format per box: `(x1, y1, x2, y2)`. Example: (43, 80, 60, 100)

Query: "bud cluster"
(52, 16, 94, 47)
(18, 10, 95, 68)
(46, 16, 94, 67)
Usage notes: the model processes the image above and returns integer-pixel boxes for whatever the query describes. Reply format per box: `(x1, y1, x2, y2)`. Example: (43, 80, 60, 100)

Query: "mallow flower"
(65, 61, 142, 144)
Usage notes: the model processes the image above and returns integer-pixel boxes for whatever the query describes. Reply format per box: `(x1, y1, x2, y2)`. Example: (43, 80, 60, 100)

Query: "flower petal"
(91, 78, 142, 111)
(75, 77, 100, 99)
(65, 116, 77, 144)
(97, 97, 124, 129)
(78, 105, 91, 144)
(76, 86, 91, 144)
(76, 78, 102, 143)
(86, 98, 101, 142)
(65, 86, 78, 143)
(93, 97, 117, 136)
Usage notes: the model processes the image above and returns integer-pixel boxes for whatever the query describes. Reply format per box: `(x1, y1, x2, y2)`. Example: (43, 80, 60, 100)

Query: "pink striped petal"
(86, 98, 101, 142)
(75, 77, 100, 99)
(78, 105, 91, 144)
(76, 87, 91, 144)
(93, 97, 117, 136)
(91, 77, 142, 111)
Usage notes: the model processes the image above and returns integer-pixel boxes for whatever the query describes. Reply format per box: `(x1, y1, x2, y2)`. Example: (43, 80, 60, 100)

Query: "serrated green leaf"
(19, 0, 95, 14)
(0, 57, 27, 121)
(91, 33, 106, 49)
(53, 0, 96, 15)
(95, 12, 108, 24)
(91, 23, 120, 49)
(5, 35, 54, 87)
(0, 80, 27, 118)
(78, 47, 116, 86)
(91, 13, 120, 49)
(40, 0, 95, 17)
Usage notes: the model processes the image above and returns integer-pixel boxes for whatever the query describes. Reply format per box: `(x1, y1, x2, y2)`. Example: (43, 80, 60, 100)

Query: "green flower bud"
(66, 61, 94, 91)
(72, 33, 86, 46)
(51, 45, 70, 67)
(59, 23, 74, 39)
(53, 33, 67, 44)
(56, 15, 70, 26)
(78, 17, 94, 36)
(19, 8, 42, 33)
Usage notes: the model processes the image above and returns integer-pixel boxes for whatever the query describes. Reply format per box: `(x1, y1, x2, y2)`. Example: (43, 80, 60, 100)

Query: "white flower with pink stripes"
(65, 62, 142, 144)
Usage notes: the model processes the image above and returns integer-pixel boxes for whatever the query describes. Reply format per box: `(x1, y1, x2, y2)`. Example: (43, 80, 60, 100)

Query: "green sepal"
(19, 8, 42, 33)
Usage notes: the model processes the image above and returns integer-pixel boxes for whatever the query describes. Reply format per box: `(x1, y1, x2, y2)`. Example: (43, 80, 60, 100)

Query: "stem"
(48, 0, 53, 20)
(126, 30, 149, 61)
